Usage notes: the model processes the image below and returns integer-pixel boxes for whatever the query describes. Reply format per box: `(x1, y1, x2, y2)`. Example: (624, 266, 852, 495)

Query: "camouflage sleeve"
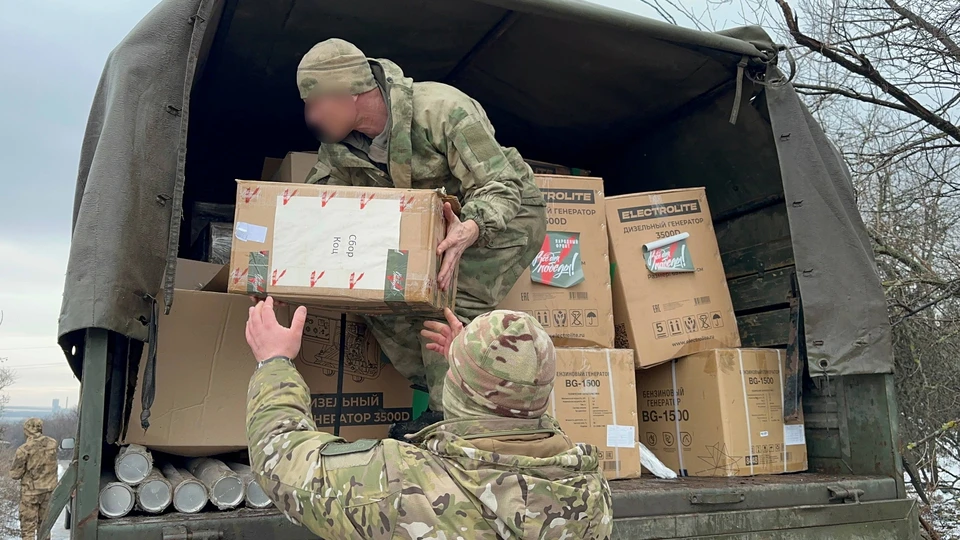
(305, 154, 351, 186)
(246, 357, 400, 537)
(9, 446, 26, 481)
(445, 103, 523, 247)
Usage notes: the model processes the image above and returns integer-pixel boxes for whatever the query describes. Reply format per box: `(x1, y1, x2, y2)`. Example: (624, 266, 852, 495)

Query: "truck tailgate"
(96, 473, 915, 539)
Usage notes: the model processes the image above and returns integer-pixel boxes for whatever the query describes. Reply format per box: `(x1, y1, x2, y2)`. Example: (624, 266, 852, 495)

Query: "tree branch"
(868, 228, 940, 280)
(775, 0, 960, 144)
(794, 83, 913, 114)
(883, 0, 960, 64)
(908, 419, 960, 450)
(892, 282, 960, 326)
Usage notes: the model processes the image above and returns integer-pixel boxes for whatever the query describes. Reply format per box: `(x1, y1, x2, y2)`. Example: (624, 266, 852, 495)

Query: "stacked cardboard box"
(261, 156, 284, 181)
(271, 151, 319, 183)
(498, 175, 614, 348)
(166, 158, 809, 481)
(606, 188, 741, 368)
(228, 181, 454, 315)
(124, 259, 415, 456)
(486, 174, 638, 479)
(549, 348, 640, 480)
(636, 348, 807, 477)
(601, 185, 806, 478)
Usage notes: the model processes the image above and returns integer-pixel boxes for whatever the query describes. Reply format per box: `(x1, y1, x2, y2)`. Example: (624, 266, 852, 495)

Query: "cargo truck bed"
(55, 0, 916, 537)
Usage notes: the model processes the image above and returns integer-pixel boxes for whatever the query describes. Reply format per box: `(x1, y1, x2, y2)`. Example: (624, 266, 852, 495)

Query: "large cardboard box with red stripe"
(498, 175, 615, 348)
(228, 181, 454, 314)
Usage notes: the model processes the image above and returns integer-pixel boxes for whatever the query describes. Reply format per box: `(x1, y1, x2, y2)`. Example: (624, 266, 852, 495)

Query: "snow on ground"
(907, 455, 960, 539)
(50, 460, 70, 540)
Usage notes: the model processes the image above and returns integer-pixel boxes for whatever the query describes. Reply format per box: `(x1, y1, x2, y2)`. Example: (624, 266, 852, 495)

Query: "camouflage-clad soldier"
(244, 297, 613, 539)
(296, 39, 547, 415)
(10, 418, 58, 540)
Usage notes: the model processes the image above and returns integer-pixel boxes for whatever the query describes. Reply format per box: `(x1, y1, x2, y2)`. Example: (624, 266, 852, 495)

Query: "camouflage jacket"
(306, 59, 545, 248)
(10, 419, 58, 495)
(247, 358, 614, 539)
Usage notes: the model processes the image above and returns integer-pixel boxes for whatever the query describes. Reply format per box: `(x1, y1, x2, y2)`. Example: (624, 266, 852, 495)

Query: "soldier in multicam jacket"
(10, 418, 58, 540)
(296, 39, 547, 415)
(244, 297, 613, 539)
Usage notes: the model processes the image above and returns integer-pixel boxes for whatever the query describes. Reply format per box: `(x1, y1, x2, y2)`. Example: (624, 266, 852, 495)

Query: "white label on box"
(760, 430, 769, 438)
(272, 195, 401, 289)
(784, 424, 806, 446)
(606, 425, 636, 448)
(235, 222, 268, 243)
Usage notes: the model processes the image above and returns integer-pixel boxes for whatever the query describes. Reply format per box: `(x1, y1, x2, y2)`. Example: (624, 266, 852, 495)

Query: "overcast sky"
(0, 0, 744, 409)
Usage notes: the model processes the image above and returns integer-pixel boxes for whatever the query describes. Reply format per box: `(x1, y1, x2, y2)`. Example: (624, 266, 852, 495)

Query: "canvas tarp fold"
(58, 0, 215, 373)
(765, 74, 894, 376)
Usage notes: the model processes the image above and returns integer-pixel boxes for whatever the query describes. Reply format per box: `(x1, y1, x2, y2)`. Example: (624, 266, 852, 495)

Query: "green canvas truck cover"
(58, 0, 893, 380)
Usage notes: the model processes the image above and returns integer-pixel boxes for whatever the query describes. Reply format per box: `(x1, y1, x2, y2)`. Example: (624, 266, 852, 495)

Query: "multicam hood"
(443, 310, 556, 420)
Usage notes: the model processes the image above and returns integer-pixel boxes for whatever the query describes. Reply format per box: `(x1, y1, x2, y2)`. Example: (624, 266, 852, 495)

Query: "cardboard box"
(524, 159, 591, 177)
(228, 181, 453, 314)
(272, 151, 318, 183)
(261, 157, 284, 181)
(637, 348, 808, 477)
(549, 348, 640, 480)
(171, 258, 229, 292)
(498, 176, 614, 348)
(124, 268, 415, 456)
(606, 188, 740, 368)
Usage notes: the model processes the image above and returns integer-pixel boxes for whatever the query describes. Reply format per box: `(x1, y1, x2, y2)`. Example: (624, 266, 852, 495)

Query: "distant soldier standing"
(10, 418, 58, 540)
(296, 38, 547, 421)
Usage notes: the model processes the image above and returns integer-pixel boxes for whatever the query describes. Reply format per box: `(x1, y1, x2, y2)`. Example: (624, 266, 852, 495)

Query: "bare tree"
(637, 1, 960, 534)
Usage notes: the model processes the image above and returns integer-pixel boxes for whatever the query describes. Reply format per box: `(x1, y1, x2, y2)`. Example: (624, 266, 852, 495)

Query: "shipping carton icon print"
(297, 312, 382, 382)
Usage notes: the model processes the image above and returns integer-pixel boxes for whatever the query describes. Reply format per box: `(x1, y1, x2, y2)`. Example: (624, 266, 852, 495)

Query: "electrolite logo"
(618, 200, 701, 222)
(541, 188, 595, 205)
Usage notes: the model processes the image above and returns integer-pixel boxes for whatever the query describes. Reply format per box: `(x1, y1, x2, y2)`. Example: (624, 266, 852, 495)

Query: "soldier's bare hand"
(437, 202, 478, 291)
(421, 308, 464, 358)
(250, 296, 285, 306)
(245, 296, 307, 362)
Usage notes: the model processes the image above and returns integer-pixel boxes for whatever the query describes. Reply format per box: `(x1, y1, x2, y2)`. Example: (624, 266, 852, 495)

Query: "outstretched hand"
(245, 296, 307, 363)
(436, 202, 479, 291)
(421, 308, 464, 358)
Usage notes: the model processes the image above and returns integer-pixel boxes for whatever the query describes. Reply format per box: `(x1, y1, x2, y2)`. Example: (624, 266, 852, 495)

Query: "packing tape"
(550, 386, 557, 420)
(671, 360, 685, 475)
(738, 349, 755, 476)
(604, 349, 620, 479)
(247, 251, 269, 295)
(777, 349, 787, 473)
(383, 249, 410, 304)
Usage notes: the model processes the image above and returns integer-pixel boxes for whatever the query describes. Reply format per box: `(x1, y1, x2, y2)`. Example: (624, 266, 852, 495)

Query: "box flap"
(261, 157, 283, 180)
(174, 259, 230, 292)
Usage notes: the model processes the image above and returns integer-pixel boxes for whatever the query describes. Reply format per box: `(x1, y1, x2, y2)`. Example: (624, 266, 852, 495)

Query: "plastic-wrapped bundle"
(193, 221, 233, 265)
(99, 472, 135, 518)
(161, 463, 208, 514)
(187, 458, 245, 510)
(226, 462, 273, 509)
(114, 444, 153, 485)
(136, 467, 173, 514)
